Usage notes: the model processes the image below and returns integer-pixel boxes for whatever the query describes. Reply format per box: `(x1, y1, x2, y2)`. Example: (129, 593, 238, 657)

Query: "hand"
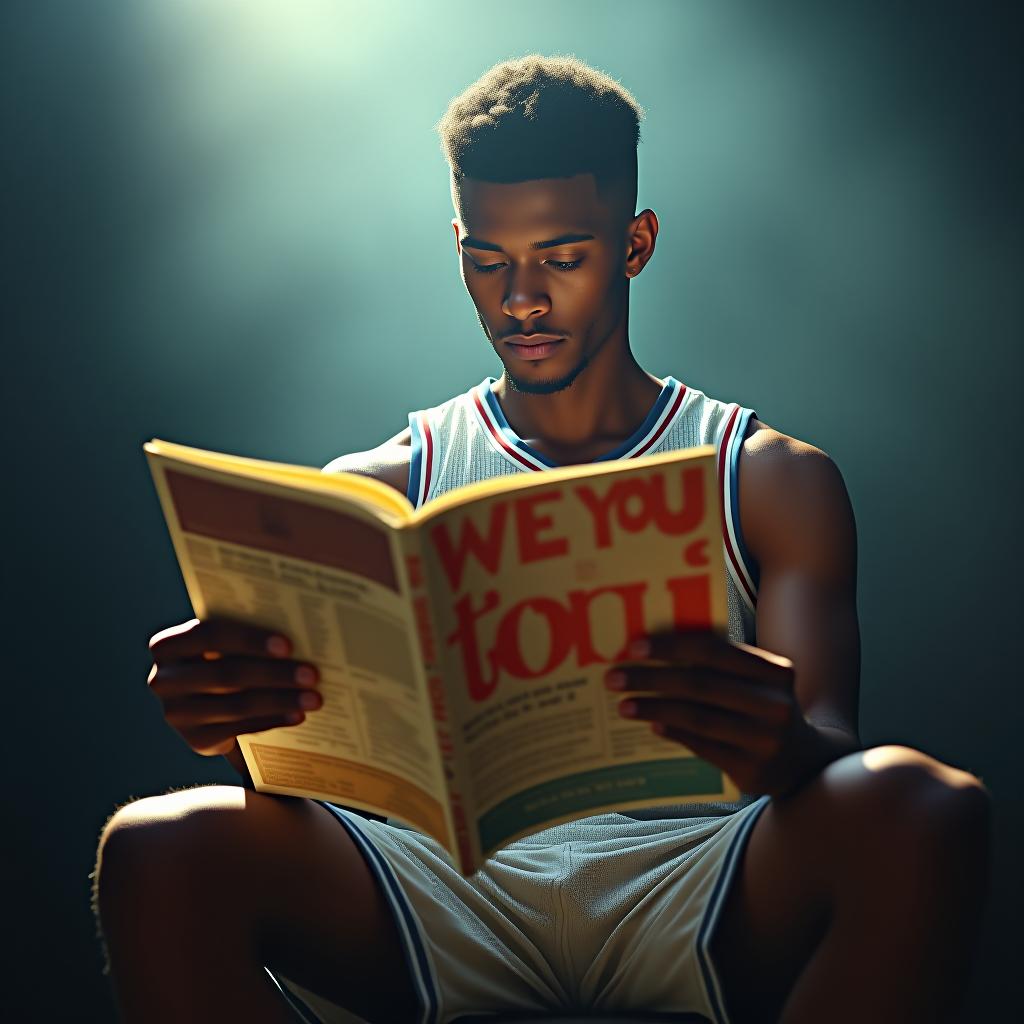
(147, 617, 323, 757)
(604, 628, 819, 798)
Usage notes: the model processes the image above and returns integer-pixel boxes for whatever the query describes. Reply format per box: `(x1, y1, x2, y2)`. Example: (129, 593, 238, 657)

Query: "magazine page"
(145, 438, 416, 523)
(416, 445, 739, 867)
(145, 446, 452, 850)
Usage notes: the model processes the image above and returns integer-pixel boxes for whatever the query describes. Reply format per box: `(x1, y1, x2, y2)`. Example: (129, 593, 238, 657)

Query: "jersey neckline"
(474, 375, 687, 470)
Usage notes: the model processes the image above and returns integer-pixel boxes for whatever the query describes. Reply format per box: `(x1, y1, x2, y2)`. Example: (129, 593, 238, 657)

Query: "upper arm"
(738, 421, 861, 741)
(321, 428, 411, 498)
(383, 427, 412, 447)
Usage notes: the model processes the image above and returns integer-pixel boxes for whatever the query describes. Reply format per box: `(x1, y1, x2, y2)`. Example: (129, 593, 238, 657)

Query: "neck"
(493, 339, 664, 458)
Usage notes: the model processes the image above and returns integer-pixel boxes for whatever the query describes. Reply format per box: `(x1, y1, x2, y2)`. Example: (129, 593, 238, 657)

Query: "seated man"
(93, 55, 991, 1024)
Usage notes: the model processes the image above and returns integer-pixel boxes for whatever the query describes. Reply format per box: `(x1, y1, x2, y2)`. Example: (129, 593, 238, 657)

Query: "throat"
(524, 437, 632, 466)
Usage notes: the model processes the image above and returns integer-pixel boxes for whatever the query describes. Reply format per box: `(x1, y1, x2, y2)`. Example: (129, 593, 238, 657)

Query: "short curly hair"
(435, 53, 646, 221)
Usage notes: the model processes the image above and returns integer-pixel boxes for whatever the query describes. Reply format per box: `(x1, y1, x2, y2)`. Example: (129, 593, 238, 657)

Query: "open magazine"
(144, 438, 740, 875)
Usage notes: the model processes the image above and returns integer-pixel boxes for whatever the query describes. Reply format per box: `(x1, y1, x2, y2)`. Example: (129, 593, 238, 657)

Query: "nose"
(501, 268, 552, 322)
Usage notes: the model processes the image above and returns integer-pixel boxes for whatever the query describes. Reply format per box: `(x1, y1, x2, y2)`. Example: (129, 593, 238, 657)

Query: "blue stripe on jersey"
(728, 407, 761, 592)
(407, 411, 425, 508)
(480, 375, 682, 466)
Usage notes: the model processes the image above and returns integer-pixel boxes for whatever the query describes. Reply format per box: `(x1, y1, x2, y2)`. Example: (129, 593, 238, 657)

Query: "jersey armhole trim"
(407, 411, 431, 509)
(719, 405, 761, 613)
(729, 407, 761, 593)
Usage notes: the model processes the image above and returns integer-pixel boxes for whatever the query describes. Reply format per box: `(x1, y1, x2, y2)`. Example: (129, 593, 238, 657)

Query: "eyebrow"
(459, 232, 596, 253)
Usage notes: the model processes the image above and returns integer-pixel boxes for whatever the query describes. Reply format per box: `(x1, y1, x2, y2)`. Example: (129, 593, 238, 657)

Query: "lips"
(505, 334, 563, 346)
(507, 339, 563, 360)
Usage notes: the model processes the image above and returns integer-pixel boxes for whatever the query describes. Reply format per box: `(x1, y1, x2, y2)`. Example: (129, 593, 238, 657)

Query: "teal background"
(7, 1, 1020, 1019)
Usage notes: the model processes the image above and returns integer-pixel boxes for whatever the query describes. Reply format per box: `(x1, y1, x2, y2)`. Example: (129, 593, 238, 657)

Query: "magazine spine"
(404, 541, 475, 873)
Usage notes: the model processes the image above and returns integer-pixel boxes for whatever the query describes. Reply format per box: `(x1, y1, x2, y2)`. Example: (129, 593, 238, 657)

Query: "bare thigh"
(97, 785, 419, 1021)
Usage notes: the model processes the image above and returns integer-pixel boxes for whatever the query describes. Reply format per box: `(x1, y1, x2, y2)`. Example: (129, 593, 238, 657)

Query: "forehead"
(455, 173, 606, 238)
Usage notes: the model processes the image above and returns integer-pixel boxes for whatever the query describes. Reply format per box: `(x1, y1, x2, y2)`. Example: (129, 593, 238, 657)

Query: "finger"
(608, 667, 793, 724)
(149, 655, 319, 698)
(149, 617, 293, 665)
(651, 721, 749, 776)
(185, 712, 308, 757)
(621, 697, 776, 751)
(633, 630, 793, 689)
(163, 688, 322, 729)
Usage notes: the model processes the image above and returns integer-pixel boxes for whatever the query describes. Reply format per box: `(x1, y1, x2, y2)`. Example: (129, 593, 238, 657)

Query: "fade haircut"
(435, 53, 646, 226)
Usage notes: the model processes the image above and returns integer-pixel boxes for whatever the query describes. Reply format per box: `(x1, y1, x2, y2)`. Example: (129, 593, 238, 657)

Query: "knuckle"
(147, 664, 178, 698)
(248, 623, 279, 650)
(148, 618, 201, 653)
(271, 691, 296, 713)
(282, 661, 307, 685)
(228, 691, 262, 717)
(213, 658, 244, 686)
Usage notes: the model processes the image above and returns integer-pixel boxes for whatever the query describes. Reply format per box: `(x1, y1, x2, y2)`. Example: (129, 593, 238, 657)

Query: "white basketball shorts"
(265, 796, 771, 1024)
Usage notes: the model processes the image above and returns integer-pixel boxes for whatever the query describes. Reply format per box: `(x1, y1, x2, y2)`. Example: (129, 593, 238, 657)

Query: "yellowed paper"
(145, 446, 454, 852)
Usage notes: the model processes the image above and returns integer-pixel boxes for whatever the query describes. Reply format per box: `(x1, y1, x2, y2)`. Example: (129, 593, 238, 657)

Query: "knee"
(825, 744, 992, 843)
(95, 785, 253, 897)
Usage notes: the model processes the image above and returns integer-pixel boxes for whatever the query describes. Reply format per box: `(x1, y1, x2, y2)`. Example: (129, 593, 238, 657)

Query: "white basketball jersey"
(407, 375, 760, 643)
(404, 374, 762, 818)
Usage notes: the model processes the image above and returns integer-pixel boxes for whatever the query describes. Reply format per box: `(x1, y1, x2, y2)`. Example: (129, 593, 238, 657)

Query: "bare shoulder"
(740, 416, 827, 461)
(321, 426, 411, 498)
(737, 417, 856, 568)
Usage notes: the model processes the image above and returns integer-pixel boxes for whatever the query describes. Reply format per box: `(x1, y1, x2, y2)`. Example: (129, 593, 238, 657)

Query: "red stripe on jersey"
(421, 414, 434, 504)
(472, 390, 542, 471)
(632, 384, 687, 457)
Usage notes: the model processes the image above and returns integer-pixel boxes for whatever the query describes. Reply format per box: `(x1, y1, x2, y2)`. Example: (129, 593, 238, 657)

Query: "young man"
(95, 55, 991, 1024)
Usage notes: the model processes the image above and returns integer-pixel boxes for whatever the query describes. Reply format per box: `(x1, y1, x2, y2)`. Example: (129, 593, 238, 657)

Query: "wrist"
(774, 719, 860, 801)
(224, 741, 256, 789)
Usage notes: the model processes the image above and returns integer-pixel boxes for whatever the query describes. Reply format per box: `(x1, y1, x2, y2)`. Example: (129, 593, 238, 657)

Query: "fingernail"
(294, 665, 318, 687)
(618, 700, 637, 717)
(605, 671, 627, 690)
(266, 635, 291, 657)
(627, 638, 650, 658)
(298, 691, 321, 710)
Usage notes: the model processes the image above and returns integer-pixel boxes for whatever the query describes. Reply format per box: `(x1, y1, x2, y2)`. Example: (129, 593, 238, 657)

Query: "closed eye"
(468, 259, 583, 274)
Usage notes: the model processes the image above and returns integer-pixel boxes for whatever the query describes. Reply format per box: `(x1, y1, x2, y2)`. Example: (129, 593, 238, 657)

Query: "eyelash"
(468, 259, 583, 274)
